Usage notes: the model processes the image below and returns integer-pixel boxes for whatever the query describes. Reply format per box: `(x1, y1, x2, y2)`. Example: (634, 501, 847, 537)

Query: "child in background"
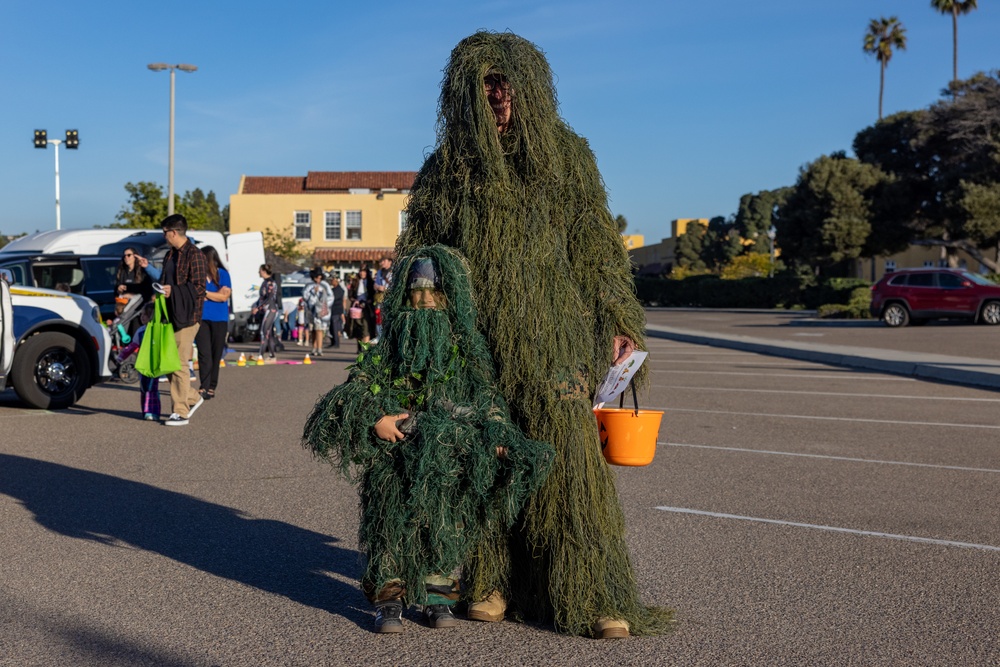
(116, 302, 162, 421)
(295, 300, 308, 345)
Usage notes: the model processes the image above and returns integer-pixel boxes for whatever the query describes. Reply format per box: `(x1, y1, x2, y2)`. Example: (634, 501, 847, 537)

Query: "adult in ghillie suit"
(396, 31, 673, 638)
(302, 245, 553, 633)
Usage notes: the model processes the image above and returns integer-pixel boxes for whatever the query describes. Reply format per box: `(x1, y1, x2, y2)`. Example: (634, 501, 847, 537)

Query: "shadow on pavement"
(0, 454, 367, 627)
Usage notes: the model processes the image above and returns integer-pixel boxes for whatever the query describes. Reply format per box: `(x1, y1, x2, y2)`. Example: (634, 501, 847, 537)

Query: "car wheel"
(882, 303, 910, 328)
(11, 332, 92, 409)
(980, 300, 1000, 325)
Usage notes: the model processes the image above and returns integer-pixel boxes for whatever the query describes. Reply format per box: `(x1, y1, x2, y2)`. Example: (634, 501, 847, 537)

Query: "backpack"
(312, 284, 330, 319)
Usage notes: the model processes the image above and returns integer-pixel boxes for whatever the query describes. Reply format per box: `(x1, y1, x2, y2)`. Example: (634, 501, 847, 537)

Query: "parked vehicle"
(0, 254, 119, 319)
(0, 270, 112, 409)
(870, 268, 1000, 327)
(2, 228, 265, 340)
(0, 229, 144, 257)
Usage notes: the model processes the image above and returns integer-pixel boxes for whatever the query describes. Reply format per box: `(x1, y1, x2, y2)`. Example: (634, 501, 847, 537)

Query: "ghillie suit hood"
(397, 32, 672, 636)
(302, 244, 553, 605)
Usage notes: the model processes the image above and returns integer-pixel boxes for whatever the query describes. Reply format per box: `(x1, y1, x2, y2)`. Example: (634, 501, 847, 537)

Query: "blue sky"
(2, 1, 997, 242)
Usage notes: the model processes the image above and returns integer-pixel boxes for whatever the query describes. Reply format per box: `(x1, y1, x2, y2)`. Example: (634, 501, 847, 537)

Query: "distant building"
(622, 234, 644, 251)
(629, 218, 708, 276)
(229, 171, 416, 274)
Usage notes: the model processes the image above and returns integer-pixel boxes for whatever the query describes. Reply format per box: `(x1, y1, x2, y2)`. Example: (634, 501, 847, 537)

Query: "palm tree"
(863, 17, 908, 121)
(931, 0, 979, 84)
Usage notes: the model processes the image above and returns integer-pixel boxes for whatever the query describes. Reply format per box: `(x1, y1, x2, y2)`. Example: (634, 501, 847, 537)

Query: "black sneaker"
(374, 602, 404, 634)
(423, 604, 458, 629)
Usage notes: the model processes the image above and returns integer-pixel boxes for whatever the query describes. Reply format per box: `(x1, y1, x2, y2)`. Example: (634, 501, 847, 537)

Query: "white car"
(0, 272, 111, 409)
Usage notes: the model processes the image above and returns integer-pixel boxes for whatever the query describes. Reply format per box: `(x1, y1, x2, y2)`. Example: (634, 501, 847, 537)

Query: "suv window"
(908, 273, 934, 287)
(888, 274, 909, 286)
(33, 264, 85, 294)
(937, 273, 965, 288)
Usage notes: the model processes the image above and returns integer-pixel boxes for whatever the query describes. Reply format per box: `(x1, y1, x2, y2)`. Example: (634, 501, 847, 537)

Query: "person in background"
(115, 302, 161, 421)
(251, 264, 281, 362)
(303, 267, 333, 357)
(114, 247, 154, 331)
(373, 255, 394, 339)
(159, 214, 207, 426)
(327, 274, 346, 349)
(349, 266, 376, 350)
(195, 246, 232, 401)
(295, 300, 308, 346)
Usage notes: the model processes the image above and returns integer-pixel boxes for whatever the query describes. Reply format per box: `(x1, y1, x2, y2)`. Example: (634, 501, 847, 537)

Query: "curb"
(646, 325, 1000, 391)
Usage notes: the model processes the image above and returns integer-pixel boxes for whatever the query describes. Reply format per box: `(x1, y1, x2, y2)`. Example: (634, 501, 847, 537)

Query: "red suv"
(870, 268, 1000, 327)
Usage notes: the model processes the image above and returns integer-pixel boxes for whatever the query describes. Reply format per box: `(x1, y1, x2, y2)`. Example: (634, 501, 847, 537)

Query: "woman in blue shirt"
(195, 246, 232, 400)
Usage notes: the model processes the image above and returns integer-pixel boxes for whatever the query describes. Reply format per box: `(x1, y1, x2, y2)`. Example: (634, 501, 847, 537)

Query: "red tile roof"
(242, 176, 307, 194)
(313, 247, 395, 263)
(305, 171, 416, 191)
(241, 172, 416, 195)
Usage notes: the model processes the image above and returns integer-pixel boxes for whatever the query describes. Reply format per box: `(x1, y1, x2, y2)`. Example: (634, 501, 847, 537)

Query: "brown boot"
(467, 591, 506, 622)
(594, 617, 629, 639)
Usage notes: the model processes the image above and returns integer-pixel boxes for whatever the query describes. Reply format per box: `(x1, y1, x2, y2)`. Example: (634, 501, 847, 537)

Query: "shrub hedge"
(635, 274, 871, 311)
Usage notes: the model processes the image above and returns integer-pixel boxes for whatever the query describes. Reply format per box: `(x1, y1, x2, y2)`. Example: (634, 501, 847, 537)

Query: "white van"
(0, 229, 143, 257)
(0, 271, 112, 409)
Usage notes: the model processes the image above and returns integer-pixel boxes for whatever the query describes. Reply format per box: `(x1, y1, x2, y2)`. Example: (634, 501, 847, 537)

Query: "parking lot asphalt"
(646, 309, 1000, 391)
(2, 315, 999, 666)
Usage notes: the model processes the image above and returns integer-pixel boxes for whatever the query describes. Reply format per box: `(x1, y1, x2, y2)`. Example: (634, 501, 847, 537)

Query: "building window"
(884, 260, 896, 273)
(294, 211, 311, 241)
(923, 260, 934, 268)
(346, 210, 362, 241)
(399, 210, 408, 233)
(938, 259, 948, 268)
(325, 211, 341, 241)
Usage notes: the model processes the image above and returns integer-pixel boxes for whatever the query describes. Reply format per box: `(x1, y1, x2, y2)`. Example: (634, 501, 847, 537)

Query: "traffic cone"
(237, 353, 246, 367)
(219, 358, 226, 368)
(303, 354, 312, 365)
(256, 354, 264, 365)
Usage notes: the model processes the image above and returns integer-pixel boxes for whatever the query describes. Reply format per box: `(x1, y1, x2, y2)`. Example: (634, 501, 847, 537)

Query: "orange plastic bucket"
(595, 407, 664, 466)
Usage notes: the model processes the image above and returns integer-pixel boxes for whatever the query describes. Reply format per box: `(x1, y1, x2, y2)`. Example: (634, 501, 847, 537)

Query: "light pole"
(34, 129, 79, 230)
(767, 225, 777, 278)
(148, 63, 197, 216)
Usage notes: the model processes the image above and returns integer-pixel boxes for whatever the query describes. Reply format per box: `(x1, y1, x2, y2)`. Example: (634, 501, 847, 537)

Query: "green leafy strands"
(302, 244, 553, 605)
(397, 31, 671, 636)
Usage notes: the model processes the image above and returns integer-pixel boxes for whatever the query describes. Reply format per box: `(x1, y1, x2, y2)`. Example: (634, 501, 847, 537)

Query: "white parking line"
(660, 370, 915, 381)
(666, 407, 1000, 429)
(662, 442, 1000, 474)
(651, 384, 1000, 403)
(654, 506, 1000, 552)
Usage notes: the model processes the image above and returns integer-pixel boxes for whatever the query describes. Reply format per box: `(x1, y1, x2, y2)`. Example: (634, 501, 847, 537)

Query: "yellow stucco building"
(230, 171, 416, 272)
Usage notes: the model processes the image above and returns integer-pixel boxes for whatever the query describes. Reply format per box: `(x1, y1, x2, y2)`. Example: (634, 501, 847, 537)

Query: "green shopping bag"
(134, 295, 182, 378)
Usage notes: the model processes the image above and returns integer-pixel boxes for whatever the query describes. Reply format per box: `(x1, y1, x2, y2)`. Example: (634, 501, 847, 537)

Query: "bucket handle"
(618, 379, 640, 416)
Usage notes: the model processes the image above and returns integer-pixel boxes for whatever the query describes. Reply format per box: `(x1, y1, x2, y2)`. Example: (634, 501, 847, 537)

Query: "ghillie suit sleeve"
(302, 245, 553, 605)
(397, 31, 671, 636)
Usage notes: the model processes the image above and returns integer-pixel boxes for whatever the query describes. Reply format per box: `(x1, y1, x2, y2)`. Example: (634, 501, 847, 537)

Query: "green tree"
(735, 188, 792, 254)
(114, 182, 168, 228)
(675, 220, 707, 271)
(700, 216, 743, 270)
(931, 0, 979, 85)
(863, 16, 908, 121)
(614, 214, 628, 233)
(774, 153, 889, 276)
(114, 181, 229, 231)
(854, 72, 1000, 270)
(262, 226, 308, 265)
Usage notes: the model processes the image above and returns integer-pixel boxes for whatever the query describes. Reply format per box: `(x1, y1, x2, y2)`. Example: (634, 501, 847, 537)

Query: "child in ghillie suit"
(302, 245, 553, 633)
(116, 302, 161, 421)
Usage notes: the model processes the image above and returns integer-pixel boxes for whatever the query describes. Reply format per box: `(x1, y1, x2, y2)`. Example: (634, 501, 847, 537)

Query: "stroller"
(107, 294, 145, 384)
